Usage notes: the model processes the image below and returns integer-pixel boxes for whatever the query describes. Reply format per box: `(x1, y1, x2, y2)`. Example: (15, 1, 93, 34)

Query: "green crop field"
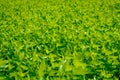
(0, 0, 120, 80)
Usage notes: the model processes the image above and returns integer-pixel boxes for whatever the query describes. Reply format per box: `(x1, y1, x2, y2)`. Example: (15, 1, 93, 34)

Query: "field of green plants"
(0, 0, 120, 80)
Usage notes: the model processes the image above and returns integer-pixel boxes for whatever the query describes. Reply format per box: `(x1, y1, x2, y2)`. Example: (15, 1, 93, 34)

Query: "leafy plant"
(0, 0, 120, 80)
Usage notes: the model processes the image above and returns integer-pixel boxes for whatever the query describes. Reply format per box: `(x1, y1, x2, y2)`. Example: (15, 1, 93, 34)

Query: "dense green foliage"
(0, 0, 120, 80)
